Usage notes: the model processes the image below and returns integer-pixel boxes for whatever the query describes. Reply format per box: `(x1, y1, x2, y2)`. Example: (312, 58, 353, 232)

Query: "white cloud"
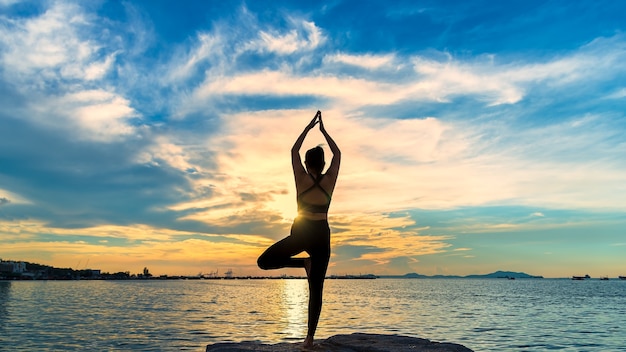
(167, 33, 224, 81)
(406, 45, 626, 106)
(138, 136, 200, 173)
(323, 53, 397, 70)
(605, 88, 626, 99)
(0, 2, 109, 81)
(252, 18, 324, 54)
(34, 90, 138, 142)
(0, 3, 138, 142)
(0, 189, 30, 204)
(411, 57, 524, 104)
(187, 35, 626, 109)
(83, 53, 118, 80)
(195, 70, 405, 107)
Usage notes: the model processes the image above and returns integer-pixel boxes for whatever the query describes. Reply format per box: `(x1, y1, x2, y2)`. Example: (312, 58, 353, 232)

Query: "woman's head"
(305, 146, 325, 174)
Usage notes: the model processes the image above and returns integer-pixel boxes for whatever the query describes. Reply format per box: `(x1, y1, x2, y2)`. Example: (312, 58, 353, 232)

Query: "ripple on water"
(1, 279, 625, 351)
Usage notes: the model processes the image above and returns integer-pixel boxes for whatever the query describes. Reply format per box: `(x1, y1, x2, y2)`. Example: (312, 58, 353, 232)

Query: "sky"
(1, 0, 625, 278)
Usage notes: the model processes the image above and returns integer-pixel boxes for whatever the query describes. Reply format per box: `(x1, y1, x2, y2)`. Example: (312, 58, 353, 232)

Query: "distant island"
(380, 270, 543, 279)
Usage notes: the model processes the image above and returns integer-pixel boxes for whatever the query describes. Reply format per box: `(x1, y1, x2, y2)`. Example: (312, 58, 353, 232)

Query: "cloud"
(181, 34, 626, 113)
(0, 2, 138, 142)
(5, 86, 139, 143)
(0, 2, 106, 81)
(0, 189, 30, 205)
(323, 52, 397, 70)
(605, 88, 626, 100)
(253, 18, 325, 54)
(195, 70, 407, 108)
(43, 90, 137, 142)
(330, 212, 452, 265)
(167, 32, 224, 82)
(407, 35, 626, 106)
(165, 10, 324, 87)
(409, 56, 524, 105)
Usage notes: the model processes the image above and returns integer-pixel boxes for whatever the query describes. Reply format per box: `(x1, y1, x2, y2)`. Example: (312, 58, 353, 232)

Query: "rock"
(205, 333, 473, 351)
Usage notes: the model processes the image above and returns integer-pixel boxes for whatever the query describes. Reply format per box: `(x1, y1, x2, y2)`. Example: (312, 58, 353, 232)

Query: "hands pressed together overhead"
(306, 110, 326, 132)
(294, 110, 339, 160)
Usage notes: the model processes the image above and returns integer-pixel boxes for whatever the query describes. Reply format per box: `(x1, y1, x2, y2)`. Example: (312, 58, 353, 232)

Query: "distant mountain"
(398, 273, 428, 278)
(381, 270, 543, 279)
(465, 270, 543, 279)
(397, 272, 462, 279)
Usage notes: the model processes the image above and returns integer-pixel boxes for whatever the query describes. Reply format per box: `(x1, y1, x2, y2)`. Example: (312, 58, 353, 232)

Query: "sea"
(0, 278, 625, 351)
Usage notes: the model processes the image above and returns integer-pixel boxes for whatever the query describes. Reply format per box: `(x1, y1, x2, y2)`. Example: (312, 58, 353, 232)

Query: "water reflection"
(1, 279, 624, 351)
(279, 279, 308, 340)
(0, 281, 11, 334)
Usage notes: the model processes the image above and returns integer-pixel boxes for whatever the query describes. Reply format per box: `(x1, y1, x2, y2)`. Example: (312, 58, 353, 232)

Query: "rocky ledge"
(205, 333, 473, 352)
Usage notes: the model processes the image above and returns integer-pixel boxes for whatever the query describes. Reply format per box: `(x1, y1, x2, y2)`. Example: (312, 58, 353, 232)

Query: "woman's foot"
(303, 335, 314, 348)
(304, 258, 312, 280)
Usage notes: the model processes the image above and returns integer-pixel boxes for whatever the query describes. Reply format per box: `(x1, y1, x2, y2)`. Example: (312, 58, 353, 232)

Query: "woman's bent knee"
(257, 257, 266, 270)
(257, 255, 271, 270)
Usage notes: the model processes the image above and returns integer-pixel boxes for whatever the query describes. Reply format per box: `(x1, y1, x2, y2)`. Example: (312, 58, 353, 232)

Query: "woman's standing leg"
(303, 220, 331, 346)
(305, 253, 329, 343)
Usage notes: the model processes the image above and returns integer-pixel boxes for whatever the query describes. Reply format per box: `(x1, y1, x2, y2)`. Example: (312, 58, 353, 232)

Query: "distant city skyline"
(0, 258, 548, 279)
(1, 1, 625, 278)
(5, 256, 623, 280)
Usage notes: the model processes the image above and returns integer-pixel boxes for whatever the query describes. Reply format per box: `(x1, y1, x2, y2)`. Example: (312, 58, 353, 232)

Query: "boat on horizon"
(619, 276, 626, 280)
(572, 274, 591, 280)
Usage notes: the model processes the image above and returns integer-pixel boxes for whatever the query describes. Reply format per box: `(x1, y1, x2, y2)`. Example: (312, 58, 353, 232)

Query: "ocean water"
(1, 278, 625, 351)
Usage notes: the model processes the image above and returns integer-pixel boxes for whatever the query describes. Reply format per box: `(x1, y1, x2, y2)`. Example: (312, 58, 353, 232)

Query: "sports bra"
(297, 174, 332, 214)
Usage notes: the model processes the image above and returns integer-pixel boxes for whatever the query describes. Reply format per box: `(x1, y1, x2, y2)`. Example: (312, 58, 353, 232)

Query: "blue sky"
(1, 0, 625, 278)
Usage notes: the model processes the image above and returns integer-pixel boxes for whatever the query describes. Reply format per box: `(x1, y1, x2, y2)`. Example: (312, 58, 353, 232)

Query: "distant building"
(0, 262, 12, 273)
(0, 259, 26, 273)
(224, 269, 233, 279)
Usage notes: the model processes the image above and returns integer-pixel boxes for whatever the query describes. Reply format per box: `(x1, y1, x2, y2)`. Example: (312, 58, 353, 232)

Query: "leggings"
(257, 217, 330, 337)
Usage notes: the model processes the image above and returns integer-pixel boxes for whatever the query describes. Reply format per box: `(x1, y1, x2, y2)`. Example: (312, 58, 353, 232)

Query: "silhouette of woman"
(257, 110, 341, 348)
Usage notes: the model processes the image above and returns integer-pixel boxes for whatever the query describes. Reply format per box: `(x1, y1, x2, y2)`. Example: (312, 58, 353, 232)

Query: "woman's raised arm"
(318, 112, 340, 176)
(291, 111, 320, 175)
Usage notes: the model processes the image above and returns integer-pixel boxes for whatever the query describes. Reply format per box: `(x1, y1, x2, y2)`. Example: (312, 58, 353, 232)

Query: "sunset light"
(1, 1, 625, 279)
